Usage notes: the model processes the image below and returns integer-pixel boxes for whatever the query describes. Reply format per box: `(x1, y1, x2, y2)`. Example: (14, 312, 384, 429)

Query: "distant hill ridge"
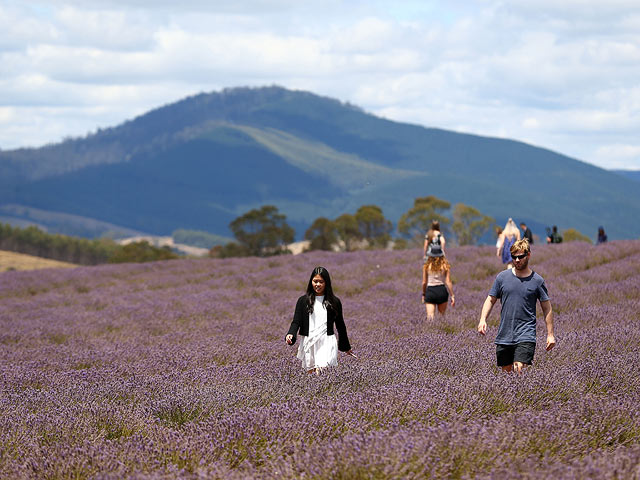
(612, 170, 640, 183)
(1, 86, 639, 240)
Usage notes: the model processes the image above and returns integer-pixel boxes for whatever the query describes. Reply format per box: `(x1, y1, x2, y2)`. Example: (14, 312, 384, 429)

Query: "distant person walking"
(477, 238, 555, 374)
(423, 220, 446, 261)
(421, 247, 455, 321)
(520, 222, 534, 244)
(495, 226, 503, 249)
(497, 218, 521, 269)
(597, 226, 608, 244)
(546, 225, 563, 244)
(286, 266, 355, 373)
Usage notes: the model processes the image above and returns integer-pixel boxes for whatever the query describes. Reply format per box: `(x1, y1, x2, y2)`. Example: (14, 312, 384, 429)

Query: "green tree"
(305, 217, 338, 251)
(355, 205, 393, 248)
(451, 203, 495, 246)
(563, 228, 591, 243)
(334, 214, 361, 252)
(108, 241, 178, 263)
(229, 205, 295, 256)
(211, 242, 250, 258)
(398, 196, 451, 244)
(0, 222, 118, 265)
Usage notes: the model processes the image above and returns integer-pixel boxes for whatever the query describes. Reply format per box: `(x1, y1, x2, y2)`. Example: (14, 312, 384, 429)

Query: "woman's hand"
(450, 295, 455, 307)
(285, 334, 293, 345)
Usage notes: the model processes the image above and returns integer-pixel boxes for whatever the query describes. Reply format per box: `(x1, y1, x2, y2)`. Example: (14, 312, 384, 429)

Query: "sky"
(1, 0, 639, 170)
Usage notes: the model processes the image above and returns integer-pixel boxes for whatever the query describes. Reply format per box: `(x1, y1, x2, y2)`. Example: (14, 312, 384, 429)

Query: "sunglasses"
(511, 252, 528, 260)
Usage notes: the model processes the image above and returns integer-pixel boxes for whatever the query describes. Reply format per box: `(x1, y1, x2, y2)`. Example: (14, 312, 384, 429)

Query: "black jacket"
(523, 227, 534, 244)
(286, 295, 351, 352)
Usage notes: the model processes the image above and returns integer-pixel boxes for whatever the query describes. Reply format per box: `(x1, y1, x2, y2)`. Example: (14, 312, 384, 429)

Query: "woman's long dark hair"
(305, 266, 338, 313)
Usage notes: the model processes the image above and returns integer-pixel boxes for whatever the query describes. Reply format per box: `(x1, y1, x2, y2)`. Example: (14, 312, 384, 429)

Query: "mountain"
(612, 169, 640, 183)
(1, 86, 639, 241)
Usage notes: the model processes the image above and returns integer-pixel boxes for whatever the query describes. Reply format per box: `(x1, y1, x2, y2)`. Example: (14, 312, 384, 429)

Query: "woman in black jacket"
(286, 266, 355, 373)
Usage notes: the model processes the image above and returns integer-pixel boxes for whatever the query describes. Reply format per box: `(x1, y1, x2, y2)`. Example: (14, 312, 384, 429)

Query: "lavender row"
(1, 241, 639, 478)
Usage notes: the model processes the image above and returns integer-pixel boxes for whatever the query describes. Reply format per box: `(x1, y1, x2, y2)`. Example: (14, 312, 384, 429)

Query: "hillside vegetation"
(0, 250, 76, 272)
(1, 241, 639, 478)
(0, 223, 178, 265)
(1, 86, 639, 239)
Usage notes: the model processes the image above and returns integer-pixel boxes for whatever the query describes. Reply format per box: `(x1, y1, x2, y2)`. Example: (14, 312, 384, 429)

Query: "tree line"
(0, 198, 595, 265)
(0, 223, 178, 265)
(211, 196, 495, 258)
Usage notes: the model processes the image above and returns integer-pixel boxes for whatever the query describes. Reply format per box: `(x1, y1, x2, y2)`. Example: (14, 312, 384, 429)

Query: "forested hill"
(612, 170, 640, 183)
(1, 86, 639, 240)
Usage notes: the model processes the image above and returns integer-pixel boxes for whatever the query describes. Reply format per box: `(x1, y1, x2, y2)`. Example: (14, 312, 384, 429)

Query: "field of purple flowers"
(1, 240, 640, 479)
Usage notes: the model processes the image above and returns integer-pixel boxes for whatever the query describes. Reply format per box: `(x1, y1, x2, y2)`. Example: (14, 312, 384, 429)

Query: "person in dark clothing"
(597, 226, 608, 244)
(520, 222, 533, 244)
(546, 226, 563, 244)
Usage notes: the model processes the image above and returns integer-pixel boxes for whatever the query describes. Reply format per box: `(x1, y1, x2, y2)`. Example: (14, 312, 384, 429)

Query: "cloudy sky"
(1, 0, 639, 170)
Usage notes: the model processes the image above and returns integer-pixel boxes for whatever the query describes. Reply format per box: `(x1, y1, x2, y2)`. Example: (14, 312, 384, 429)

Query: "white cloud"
(593, 144, 640, 170)
(0, 0, 639, 170)
(0, 107, 15, 123)
(53, 6, 156, 50)
(328, 17, 395, 53)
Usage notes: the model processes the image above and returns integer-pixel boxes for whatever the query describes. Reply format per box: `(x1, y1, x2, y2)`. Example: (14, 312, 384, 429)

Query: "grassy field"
(0, 249, 77, 272)
(1, 241, 639, 479)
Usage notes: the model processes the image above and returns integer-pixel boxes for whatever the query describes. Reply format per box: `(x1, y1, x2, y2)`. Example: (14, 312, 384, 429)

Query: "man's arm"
(540, 300, 555, 350)
(477, 295, 497, 335)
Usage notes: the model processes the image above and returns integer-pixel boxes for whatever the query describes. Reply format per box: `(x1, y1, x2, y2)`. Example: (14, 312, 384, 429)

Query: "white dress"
(297, 295, 338, 370)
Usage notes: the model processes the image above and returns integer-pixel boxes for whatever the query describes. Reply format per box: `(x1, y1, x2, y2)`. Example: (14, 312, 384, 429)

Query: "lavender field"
(1, 241, 640, 479)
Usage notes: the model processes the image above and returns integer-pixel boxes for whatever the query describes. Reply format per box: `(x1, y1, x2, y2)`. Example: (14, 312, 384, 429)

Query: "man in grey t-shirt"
(477, 238, 555, 373)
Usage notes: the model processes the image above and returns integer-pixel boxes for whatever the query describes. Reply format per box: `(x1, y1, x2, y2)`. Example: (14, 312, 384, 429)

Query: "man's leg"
(512, 343, 536, 374)
(496, 344, 515, 372)
(512, 362, 527, 374)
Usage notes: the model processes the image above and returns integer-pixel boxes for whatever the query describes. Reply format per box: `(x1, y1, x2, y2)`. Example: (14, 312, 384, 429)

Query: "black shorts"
(425, 285, 448, 305)
(496, 342, 536, 367)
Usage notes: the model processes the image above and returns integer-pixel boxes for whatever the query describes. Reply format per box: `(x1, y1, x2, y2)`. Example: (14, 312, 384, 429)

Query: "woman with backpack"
(423, 220, 446, 260)
(497, 218, 521, 268)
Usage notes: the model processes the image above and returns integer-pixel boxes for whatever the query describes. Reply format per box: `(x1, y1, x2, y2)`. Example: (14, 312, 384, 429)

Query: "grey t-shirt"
(489, 269, 550, 345)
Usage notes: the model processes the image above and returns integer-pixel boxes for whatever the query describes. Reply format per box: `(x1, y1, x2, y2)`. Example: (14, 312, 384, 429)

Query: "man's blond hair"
(510, 238, 530, 255)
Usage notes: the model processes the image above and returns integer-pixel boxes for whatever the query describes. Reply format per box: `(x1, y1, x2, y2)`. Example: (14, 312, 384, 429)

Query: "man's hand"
(477, 319, 487, 335)
(546, 334, 556, 351)
(478, 296, 496, 336)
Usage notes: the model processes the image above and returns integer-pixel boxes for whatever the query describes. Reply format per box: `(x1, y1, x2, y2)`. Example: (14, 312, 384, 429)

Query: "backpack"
(551, 232, 563, 243)
(427, 233, 443, 256)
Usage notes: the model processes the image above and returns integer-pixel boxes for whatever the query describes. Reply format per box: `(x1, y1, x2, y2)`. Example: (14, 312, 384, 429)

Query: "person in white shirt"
(286, 266, 355, 373)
